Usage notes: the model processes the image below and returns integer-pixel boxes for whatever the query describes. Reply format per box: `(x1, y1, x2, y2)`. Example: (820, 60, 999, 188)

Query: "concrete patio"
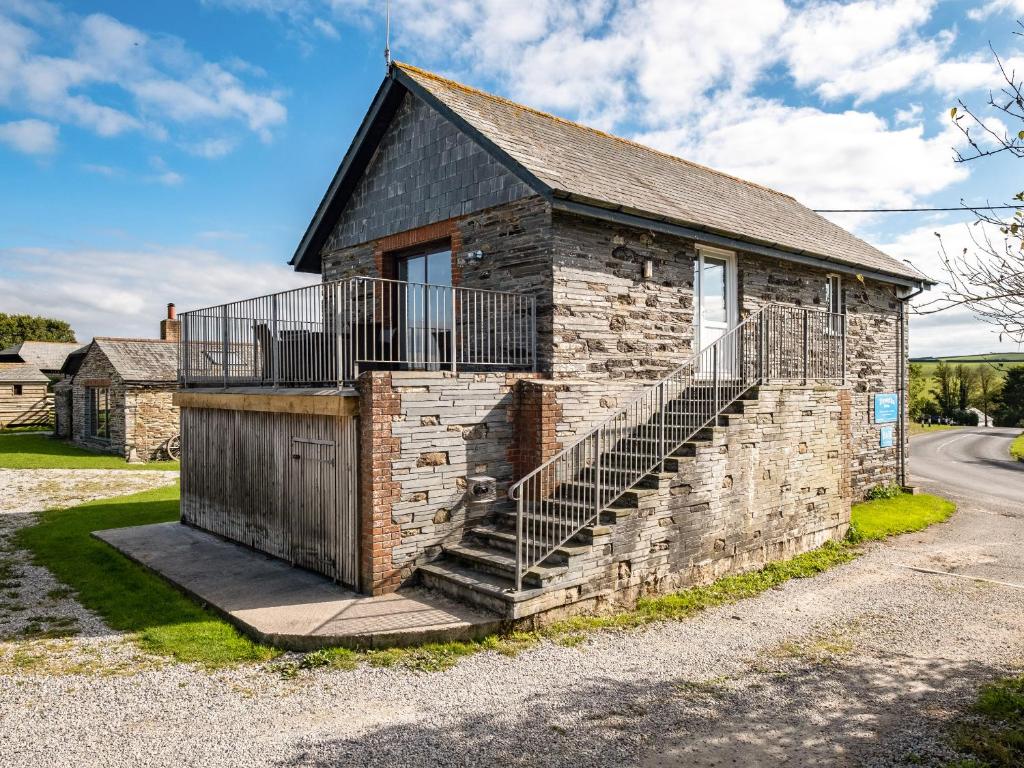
(93, 522, 504, 650)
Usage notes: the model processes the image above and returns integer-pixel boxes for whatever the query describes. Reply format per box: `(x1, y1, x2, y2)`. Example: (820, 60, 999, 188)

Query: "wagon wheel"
(165, 434, 181, 461)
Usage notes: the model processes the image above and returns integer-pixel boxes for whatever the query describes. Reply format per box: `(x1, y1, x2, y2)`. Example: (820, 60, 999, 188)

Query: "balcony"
(178, 276, 538, 388)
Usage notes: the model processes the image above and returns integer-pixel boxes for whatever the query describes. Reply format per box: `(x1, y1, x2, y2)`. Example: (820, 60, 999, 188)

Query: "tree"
(916, 29, 1024, 343)
(995, 366, 1024, 426)
(976, 364, 1003, 426)
(955, 363, 977, 411)
(908, 362, 933, 421)
(0, 313, 77, 350)
(933, 361, 957, 417)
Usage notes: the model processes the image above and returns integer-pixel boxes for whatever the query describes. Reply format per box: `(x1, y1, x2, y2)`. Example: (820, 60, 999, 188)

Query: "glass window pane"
(701, 257, 727, 324)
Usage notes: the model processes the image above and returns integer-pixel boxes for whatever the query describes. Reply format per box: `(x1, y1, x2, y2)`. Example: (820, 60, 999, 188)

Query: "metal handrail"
(177, 275, 537, 387)
(507, 303, 846, 591)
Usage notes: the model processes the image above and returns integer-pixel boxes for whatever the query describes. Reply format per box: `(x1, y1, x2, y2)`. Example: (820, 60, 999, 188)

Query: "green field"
(911, 352, 1024, 379)
(910, 353, 1024, 401)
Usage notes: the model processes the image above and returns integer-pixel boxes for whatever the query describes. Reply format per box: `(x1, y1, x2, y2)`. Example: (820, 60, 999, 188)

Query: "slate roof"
(0, 363, 50, 384)
(394, 63, 926, 283)
(291, 62, 929, 285)
(0, 341, 83, 372)
(93, 338, 178, 384)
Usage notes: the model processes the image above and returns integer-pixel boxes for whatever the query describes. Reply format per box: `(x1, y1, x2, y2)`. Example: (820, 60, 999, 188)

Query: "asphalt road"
(910, 426, 1024, 507)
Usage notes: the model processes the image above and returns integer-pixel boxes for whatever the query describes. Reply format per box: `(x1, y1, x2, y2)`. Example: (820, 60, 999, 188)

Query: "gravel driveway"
(1, 445, 1023, 768)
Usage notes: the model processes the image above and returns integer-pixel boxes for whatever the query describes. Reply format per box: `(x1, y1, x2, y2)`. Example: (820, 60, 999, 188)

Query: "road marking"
(899, 564, 1024, 591)
(935, 433, 971, 454)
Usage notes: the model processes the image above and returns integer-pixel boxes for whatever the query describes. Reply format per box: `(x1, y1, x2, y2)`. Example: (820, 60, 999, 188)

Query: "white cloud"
(967, 0, 1024, 21)
(148, 155, 184, 186)
(0, 117, 57, 154)
(185, 137, 236, 158)
(780, 0, 943, 103)
(0, 9, 286, 149)
(81, 162, 118, 176)
(636, 99, 968, 226)
(0, 244, 314, 342)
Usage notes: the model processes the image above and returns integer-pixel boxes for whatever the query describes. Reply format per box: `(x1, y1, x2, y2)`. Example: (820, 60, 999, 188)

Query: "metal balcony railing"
(178, 276, 537, 387)
(507, 303, 846, 591)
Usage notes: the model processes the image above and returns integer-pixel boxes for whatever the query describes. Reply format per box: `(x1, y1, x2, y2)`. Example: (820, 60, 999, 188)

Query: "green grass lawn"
(910, 422, 960, 437)
(14, 484, 276, 667)
(847, 493, 956, 542)
(949, 674, 1024, 767)
(0, 424, 52, 434)
(1011, 433, 1024, 463)
(0, 433, 179, 470)
(9, 480, 957, 672)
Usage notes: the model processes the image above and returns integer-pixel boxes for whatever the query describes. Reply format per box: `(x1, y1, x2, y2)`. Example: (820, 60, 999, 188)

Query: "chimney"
(160, 302, 181, 342)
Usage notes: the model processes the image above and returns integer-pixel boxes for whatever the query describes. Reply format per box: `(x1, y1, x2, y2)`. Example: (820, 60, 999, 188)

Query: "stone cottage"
(63, 306, 180, 462)
(0, 363, 51, 428)
(174, 63, 931, 620)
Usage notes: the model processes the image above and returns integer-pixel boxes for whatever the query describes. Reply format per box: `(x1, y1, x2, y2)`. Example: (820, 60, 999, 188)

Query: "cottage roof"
(291, 63, 930, 286)
(0, 362, 50, 384)
(92, 338, 178, 384)
(0, 341, 83, 372)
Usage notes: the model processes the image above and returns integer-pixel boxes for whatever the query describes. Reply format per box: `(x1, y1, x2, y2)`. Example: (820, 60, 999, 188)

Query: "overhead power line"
(813, 204, 1020, 213)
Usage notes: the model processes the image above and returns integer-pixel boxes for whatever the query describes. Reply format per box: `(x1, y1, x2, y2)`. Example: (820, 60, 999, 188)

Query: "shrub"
(950, 408, 979, 426)
(865, 483, 904, 501)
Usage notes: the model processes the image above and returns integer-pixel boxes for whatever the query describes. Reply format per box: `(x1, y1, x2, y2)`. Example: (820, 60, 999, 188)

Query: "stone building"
(174, 63, 931, 620)
(63, 306, 180, 462)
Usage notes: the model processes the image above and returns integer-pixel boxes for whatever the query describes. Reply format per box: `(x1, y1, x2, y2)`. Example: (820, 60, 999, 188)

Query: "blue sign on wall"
(874, 393, 899, 424)
(879, 426, 894, 448)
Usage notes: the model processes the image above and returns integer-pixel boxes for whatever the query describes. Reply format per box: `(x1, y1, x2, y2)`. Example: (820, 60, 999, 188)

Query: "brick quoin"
(358, 372, 403, 595)
(511, 379, 566, 479)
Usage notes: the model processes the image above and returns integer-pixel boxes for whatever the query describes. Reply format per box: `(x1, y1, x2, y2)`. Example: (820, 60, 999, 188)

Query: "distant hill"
(910, 353, 1024, 364)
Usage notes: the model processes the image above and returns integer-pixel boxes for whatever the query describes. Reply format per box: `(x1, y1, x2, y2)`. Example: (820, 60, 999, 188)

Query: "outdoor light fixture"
(643, 258, 654, 279)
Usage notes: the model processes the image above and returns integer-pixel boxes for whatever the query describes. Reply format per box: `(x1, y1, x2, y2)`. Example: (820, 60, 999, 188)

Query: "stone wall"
(548, 212, 904, 497)
(322, 196, 554, 371)
(524, 385, 854, 617)
(739, 253, 902, 496)
(124, 388, 179, 462)
(325, 91, 532, 252)
(71, 347, 179, 462)
(53, 380, 72, 437)
(359, 370, 538, 592)
(550, 212, 697, 381)
(71, 348, 124, 455)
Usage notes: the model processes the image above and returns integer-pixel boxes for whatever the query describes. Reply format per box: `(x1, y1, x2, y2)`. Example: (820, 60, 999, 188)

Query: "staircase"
(418, 304, 846, 619)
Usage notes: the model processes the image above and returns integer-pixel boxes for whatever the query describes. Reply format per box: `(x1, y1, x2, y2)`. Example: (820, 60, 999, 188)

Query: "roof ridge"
(393, 61, 796, 202)
(94, 336, 175, 344)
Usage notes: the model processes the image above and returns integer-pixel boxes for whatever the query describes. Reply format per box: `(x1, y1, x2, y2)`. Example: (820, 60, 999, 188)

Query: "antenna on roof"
(384, 0, 392, 71)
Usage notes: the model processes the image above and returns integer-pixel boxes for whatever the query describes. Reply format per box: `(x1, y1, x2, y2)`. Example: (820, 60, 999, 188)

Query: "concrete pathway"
(95, 522, 502, 650)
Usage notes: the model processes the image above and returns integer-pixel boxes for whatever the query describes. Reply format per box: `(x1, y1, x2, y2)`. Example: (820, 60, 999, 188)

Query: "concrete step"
(418, 559, 574, 619)
(492, 508, 612, 544)
(442, 542, 568, 587)
(469, 524, 592, 561)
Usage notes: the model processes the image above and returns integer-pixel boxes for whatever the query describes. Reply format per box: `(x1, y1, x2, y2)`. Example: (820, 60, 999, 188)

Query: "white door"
(695, 247, 738, 373)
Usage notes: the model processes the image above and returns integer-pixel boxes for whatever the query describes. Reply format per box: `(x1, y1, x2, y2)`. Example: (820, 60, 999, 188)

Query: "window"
(824, 274, 842, 315)
(12, 384, 22, 396)
(824, 274, 843, 335)
(87, 387, 111, 440)
(394, 244, 453, 367)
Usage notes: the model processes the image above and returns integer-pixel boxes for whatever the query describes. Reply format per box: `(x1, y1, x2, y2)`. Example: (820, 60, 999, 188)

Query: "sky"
(1, 0, 1023, 357)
